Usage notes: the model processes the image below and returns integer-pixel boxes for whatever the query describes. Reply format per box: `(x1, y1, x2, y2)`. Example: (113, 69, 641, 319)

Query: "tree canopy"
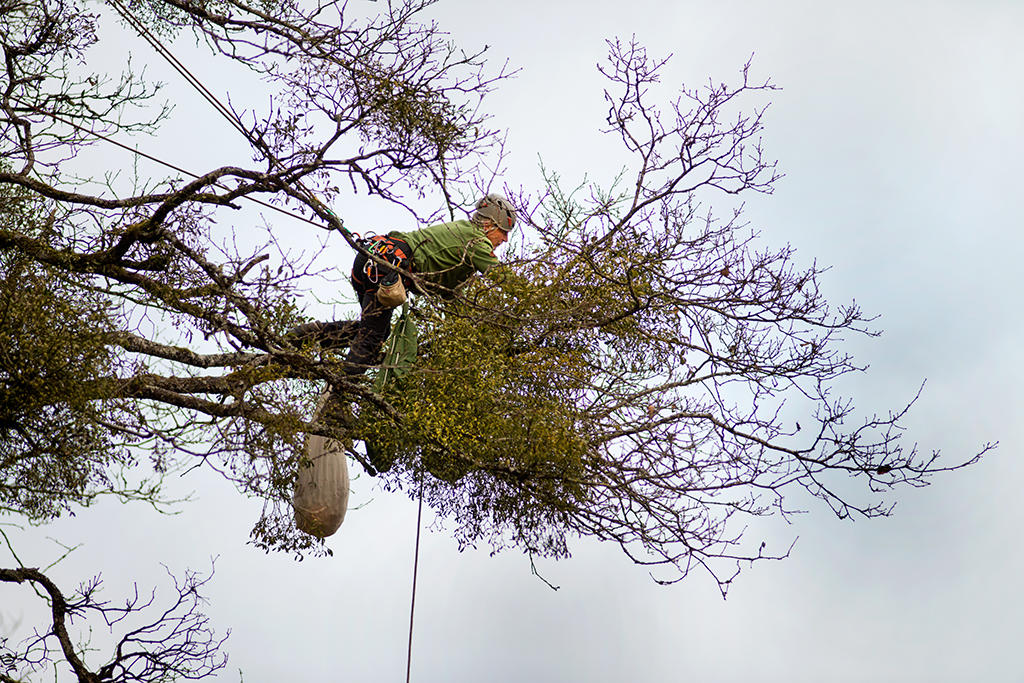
(0, 0, 990, 676)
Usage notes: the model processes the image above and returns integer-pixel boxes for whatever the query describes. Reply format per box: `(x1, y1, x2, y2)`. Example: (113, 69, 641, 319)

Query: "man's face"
(485, 224, 509, 248)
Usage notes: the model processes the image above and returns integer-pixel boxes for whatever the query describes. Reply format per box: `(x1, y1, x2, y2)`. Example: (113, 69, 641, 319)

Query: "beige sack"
(292, 396, 350, 537)
(376, 278, 407, 308)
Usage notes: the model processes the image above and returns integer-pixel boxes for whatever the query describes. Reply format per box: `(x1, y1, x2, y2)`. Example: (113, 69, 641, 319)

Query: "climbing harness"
(357, 235, 412, 285)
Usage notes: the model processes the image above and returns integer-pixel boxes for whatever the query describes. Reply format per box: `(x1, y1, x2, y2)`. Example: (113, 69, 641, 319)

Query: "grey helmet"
(471, 193, 516, 232)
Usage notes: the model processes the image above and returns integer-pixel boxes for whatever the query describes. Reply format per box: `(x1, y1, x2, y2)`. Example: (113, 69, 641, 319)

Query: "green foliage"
(0, 192, 142, 519)
(355, 267, 593, 556)
(359, 70, 467, 164)
(0, 0, 981, 591)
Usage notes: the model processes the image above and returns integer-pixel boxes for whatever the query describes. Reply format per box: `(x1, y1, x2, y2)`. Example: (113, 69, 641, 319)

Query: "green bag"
(366, 303, 417, 474)
(373, 302, 418, 392)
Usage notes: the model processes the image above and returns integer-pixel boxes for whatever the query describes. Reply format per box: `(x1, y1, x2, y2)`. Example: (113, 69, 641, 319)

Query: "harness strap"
(357, 235, 412, 286)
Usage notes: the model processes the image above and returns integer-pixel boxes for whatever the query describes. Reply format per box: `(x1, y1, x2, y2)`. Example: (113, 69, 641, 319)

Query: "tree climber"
(288, 193, 517, 374)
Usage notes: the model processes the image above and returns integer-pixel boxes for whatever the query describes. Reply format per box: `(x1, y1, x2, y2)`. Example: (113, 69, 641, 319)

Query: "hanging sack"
(292, 394, 350, 537)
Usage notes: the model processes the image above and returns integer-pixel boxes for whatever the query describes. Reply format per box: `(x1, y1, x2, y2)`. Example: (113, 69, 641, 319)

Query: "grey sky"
(3, 0, 1023, 681)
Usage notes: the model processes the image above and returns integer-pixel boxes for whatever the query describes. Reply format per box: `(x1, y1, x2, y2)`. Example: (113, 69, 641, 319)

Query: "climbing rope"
(15, 100, 331, 230)
(106, 0, 354, 239)
(90, 16, 428, 675)
(406, 471, 425, 683)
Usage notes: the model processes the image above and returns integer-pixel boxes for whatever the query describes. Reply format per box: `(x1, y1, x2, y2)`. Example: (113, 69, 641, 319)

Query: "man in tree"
(0, 0, 983, 589)
(289, 193, 517, 374)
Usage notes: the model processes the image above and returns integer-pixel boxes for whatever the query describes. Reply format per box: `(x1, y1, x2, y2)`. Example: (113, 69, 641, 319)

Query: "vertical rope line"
(406, 471, 424, 683)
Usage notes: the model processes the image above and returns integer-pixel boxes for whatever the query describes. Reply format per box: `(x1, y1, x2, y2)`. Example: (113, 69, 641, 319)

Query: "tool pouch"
(376, 277, 407, 308)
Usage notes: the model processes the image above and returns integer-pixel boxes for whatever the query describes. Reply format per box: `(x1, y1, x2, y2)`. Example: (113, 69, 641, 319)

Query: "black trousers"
(343, 276, 395, 375)
(291, 237, 408, 375)
(342, 237, 413, 374)
(300, 294, 393, 374)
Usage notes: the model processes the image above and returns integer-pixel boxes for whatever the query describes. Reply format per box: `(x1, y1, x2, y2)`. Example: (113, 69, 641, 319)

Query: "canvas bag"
(292, 393, 350, 537)
(372, 302, 418, 392)
(375, 277, 407, 307)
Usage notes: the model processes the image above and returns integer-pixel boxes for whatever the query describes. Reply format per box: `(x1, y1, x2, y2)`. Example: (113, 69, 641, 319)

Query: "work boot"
(286, 320, 358, 350)
(286, 321, 324, 344)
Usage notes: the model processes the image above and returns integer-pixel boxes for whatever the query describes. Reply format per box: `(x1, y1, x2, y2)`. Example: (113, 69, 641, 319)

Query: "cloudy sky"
(4, 0, 1024, 681)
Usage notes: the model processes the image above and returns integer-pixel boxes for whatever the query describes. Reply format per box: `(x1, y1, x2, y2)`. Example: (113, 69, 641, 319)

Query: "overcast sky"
(4, 0, 1024, 681)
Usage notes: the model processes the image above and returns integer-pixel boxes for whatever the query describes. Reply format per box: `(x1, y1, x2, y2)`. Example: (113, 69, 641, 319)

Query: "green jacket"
(393, 219, 497, 296)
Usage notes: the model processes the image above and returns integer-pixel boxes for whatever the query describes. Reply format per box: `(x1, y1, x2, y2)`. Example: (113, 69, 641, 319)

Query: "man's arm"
(468, 237, 499, 274)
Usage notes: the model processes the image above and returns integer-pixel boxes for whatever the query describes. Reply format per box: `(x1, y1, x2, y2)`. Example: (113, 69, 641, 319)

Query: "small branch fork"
(0, 565, 227, 683)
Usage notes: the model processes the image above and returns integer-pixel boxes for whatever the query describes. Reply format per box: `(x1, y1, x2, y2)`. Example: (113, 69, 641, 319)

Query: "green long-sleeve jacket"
(392, 219, 497, 296)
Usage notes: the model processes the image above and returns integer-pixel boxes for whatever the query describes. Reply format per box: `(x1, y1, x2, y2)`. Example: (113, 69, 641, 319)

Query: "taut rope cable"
(16, 99, 327, 229)
(107, 0, 255, 145)
(106, 0, 355, 240)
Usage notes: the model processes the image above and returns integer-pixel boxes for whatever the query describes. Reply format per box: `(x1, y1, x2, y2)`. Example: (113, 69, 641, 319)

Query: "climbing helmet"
(472, 193, 517, 232)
